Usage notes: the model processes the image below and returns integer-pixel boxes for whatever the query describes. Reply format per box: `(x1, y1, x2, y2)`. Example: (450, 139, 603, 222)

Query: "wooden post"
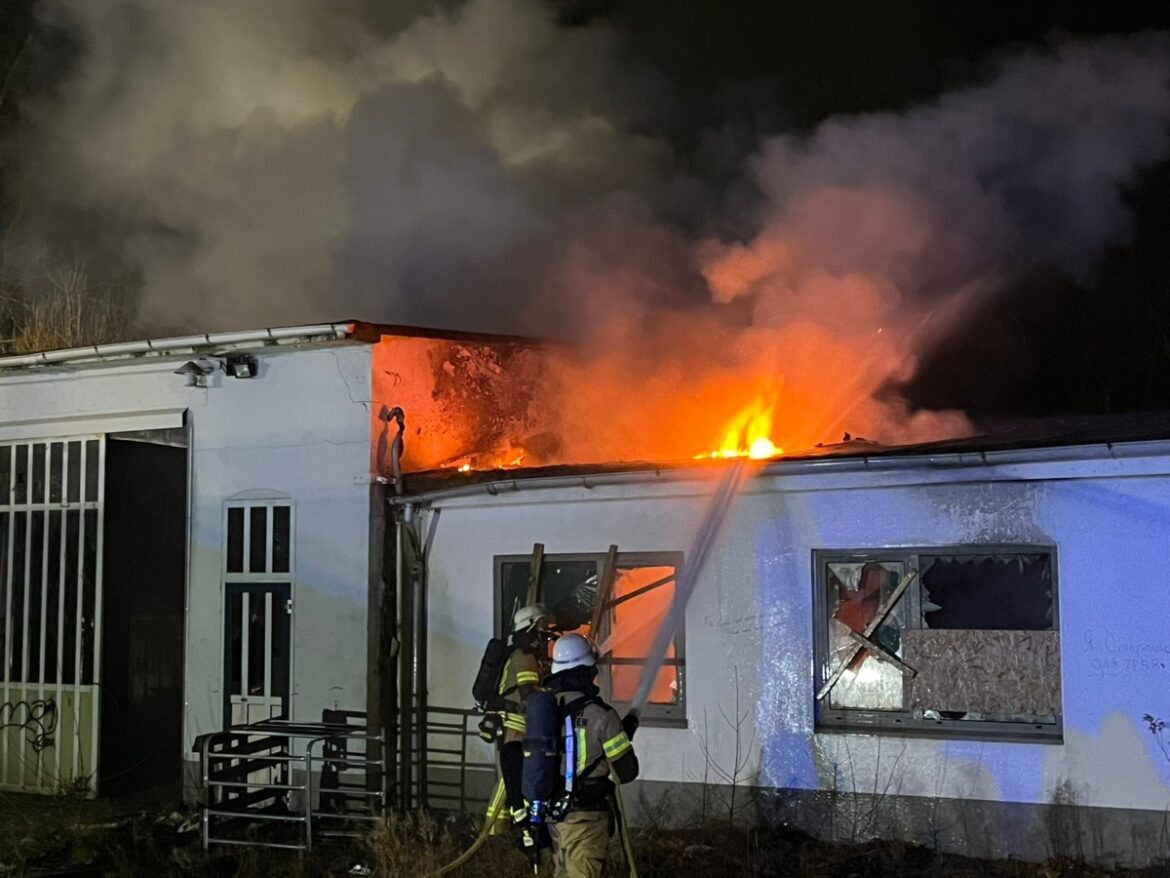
(590, 545, 619, 638)
(525, 543, 545, 605)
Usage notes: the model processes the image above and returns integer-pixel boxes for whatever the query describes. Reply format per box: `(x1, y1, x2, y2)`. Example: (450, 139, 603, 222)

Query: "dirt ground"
(2, 794, 1169, 877)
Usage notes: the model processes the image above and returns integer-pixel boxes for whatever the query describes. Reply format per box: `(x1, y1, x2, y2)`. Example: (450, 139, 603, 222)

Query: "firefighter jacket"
(496, 646, 543, 745)
(555, 688, 639, 810)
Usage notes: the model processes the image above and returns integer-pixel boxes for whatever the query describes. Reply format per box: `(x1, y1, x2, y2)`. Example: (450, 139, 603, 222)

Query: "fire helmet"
(551, 632, 597, 674)
(512, 603, 554, 634)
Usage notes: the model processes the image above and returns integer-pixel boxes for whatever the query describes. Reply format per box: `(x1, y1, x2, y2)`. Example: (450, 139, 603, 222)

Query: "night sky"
(607, 2, 1170, 421)
(1, 1, 1169, 427)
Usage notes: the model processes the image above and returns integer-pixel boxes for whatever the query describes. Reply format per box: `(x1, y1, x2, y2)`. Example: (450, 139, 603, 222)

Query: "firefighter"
(485, 603, 556, 831)
(543, 632, 640, 878)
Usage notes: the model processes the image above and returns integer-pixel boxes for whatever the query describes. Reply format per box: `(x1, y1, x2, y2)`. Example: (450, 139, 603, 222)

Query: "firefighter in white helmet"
(483, 604, 556, 831)
(543, 632, 640, 878)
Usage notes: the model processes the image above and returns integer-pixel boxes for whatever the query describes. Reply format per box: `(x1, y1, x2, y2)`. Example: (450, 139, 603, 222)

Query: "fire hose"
(435, 779, 506, 876)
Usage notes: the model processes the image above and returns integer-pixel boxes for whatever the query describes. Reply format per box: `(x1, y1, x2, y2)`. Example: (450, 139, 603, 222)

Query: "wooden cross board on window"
(525, 543, 545, 605)
(816, 568, 919, 702)
(590, 545, 619, 634)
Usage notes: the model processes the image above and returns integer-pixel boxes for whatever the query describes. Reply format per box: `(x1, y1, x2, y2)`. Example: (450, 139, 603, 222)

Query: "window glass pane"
(226, 508, 244, 572)
(62, 510, 79, 684)
(44, 510, 62, 684)
(84, 440, 100, 502)
(272, 506, 291, 573)
(48, 443, 63, 503)
(271, 591, 290, 708)
(228, 591, 243, 696)
(499, 562, 530, 636)
(248, 507, 267, 573)
(0, 512, 7, 681)
(498, 559, 599, 637)
(31, 444, 46, 502)
(541, 561, 598, 637)
(611, 662, 678, 705)
(247, 592, 267, 696)
(607, 565, 679, 705)
(826, 560, 907, 710)
(921, 554, 1052, 630)
(14, 445, 29, 504)
(0, 445, 10, 502)
(10, 513, 26, 681)
(66, 441, 82, 503)
(27, 511, 44, 684)
(81, 508, 98, 684)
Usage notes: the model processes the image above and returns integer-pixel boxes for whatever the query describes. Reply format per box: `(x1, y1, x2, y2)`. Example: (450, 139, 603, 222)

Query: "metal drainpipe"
(397, 502, 415, 810)
(413, 509, 428, 807)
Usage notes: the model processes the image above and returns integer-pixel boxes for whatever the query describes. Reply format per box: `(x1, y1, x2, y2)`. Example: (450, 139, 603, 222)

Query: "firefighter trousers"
(549, 810, 609, 878)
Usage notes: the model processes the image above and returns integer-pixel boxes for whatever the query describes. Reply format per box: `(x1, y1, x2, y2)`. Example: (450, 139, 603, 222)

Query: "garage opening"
(99, 431, 187, 801)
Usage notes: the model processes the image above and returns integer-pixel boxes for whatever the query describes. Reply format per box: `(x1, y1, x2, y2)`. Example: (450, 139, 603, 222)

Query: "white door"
(222, 501, 293, 728)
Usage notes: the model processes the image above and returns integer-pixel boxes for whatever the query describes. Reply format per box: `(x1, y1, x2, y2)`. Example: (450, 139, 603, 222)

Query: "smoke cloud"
(8, 4, 1170, 454)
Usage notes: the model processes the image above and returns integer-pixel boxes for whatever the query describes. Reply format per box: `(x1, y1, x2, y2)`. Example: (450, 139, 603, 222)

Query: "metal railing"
(198, 715, 385, 851)
(419, 705, 496, 815)
(197, 705, 500, 851)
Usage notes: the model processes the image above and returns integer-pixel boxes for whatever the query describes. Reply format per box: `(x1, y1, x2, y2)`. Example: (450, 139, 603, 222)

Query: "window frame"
(812, 543, 1062, 743)
(493, 550, 687, 727)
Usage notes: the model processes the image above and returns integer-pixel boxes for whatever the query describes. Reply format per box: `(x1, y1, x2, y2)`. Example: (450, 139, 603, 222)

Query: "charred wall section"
(371, 334, 550, 474)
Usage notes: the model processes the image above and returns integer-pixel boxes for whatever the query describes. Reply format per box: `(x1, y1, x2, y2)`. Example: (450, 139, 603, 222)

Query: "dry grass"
(364, 812, 529, 878)
(2, 795, 1167, 877)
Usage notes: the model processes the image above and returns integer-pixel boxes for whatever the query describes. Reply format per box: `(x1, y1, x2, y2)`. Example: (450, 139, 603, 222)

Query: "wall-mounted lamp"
(224, 353, 258, 379)
(173, 359, 216, 388)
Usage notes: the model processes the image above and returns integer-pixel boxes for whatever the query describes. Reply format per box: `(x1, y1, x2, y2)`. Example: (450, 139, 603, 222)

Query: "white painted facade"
(420, 444, 1170, 860)
(5, 325, 1170, 861)
(0, 340, 375, 783)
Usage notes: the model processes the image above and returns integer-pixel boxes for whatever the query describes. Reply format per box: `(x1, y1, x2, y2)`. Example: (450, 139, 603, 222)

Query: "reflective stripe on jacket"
(495, 647, 543, 743)
(559, 691, 633, 783)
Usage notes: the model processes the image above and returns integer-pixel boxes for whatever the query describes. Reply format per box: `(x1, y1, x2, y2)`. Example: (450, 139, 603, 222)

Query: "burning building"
(1, 320, 1169, 865)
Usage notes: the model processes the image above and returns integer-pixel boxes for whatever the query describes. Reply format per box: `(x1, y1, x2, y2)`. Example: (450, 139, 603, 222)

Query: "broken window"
(495, 551, 686, 725)
(815, 547, 1061, 741)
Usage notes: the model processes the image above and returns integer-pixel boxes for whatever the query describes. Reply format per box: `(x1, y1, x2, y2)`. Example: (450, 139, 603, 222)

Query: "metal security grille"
(223, 501, 293, 728)
(0, 437, 105, 794)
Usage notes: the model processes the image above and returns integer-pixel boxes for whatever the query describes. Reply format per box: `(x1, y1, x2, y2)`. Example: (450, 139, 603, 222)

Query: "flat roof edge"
(0, 323, 355, 370)
(389, 437, 1170, 506)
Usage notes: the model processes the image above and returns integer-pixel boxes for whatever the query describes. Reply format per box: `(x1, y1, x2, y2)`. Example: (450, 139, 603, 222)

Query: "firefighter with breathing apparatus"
(521, 632, 640, 878)
(472, 603, 557, 834)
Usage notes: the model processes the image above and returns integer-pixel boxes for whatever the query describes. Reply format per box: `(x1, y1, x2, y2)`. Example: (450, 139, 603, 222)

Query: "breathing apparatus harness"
(472, 628, 554, 743)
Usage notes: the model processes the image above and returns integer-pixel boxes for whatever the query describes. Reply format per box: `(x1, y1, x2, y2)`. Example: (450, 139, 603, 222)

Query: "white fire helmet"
(551, 632, 598, 674)
(512, 603, 553, 634)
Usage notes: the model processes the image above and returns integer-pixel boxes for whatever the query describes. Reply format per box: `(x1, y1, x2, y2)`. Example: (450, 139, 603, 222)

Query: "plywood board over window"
(904, 630, 1061, 716)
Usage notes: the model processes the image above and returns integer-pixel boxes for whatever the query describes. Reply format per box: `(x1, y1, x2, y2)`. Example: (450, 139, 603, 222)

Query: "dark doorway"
(100, 435, 187, 801)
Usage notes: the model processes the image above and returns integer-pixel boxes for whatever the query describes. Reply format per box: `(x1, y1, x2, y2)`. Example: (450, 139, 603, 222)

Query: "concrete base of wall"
(621, 780, 1170, 868)
(415, 764, 1170, 868)
(183, 759, 1170, 867)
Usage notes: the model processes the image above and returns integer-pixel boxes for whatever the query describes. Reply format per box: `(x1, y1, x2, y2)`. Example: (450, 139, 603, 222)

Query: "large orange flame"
(696, 387, 783, 461)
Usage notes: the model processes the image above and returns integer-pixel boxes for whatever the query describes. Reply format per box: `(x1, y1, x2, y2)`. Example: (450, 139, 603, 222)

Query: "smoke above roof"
(7, 3, 1170, 448)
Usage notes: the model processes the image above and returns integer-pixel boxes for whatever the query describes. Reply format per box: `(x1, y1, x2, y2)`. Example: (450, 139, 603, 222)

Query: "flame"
(695, 391, 783, 461)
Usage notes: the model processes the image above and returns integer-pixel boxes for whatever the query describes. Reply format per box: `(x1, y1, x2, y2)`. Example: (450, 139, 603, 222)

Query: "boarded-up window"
(815, 547, 1061, 741)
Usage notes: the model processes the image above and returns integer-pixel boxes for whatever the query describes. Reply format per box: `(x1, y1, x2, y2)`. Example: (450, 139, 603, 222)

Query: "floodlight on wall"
(224, 353, 258, 379)
(174, 359, 215, 388)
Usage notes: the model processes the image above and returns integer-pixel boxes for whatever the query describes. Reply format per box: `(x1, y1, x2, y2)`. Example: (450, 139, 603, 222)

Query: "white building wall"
(423, 450, 1170, 822)
(0, 343, 375, 763)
